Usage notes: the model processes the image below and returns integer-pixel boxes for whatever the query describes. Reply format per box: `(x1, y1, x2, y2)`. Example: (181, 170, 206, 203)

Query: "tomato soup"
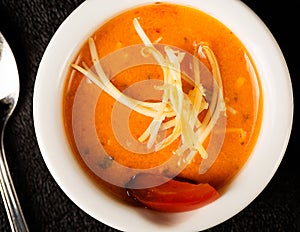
(62, 3, 263, 211)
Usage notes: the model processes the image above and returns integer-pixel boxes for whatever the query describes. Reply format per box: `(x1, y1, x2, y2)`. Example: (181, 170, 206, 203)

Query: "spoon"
(0, 32, 29, 232)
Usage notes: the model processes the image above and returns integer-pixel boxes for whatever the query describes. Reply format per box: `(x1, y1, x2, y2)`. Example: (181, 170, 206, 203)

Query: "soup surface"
(62, 2, 263, 211)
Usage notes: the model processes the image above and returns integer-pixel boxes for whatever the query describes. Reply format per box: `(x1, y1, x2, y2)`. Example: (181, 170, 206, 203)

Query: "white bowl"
(33, 0, 293, 231)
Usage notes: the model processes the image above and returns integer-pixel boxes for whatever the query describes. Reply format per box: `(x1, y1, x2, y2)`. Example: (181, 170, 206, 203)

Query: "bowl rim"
(33, 0, 294, 231)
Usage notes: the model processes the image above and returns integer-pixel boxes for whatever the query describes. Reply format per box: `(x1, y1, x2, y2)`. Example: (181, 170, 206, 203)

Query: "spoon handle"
(0, 145, 29, 232)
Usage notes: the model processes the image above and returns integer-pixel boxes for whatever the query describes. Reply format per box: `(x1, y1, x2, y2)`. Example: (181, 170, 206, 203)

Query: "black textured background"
(0, 1, 298, 231)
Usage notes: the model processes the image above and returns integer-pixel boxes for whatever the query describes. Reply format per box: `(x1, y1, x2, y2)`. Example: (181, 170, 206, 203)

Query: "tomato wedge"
(126, 173, 220, 212)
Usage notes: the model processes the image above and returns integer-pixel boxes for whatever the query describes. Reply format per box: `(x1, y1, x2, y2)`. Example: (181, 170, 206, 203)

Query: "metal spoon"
(0, 32, 29, 232)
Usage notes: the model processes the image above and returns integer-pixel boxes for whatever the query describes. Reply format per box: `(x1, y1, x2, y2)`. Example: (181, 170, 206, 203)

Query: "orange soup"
(62, 3, 263, 212)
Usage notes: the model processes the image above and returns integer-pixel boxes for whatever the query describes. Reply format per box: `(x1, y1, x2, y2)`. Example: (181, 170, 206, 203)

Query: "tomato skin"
(126, 173, 220, 212)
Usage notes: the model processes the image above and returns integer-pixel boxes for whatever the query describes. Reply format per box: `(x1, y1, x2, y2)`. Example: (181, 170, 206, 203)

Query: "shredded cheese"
(72, 17, 226, 163)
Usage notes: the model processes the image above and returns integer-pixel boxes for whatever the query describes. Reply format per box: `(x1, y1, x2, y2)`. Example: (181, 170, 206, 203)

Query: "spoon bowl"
(0, 32, 29, 232)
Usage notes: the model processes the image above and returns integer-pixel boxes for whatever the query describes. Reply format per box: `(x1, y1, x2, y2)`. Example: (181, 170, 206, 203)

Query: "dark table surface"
(0, 1, 299, 231)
